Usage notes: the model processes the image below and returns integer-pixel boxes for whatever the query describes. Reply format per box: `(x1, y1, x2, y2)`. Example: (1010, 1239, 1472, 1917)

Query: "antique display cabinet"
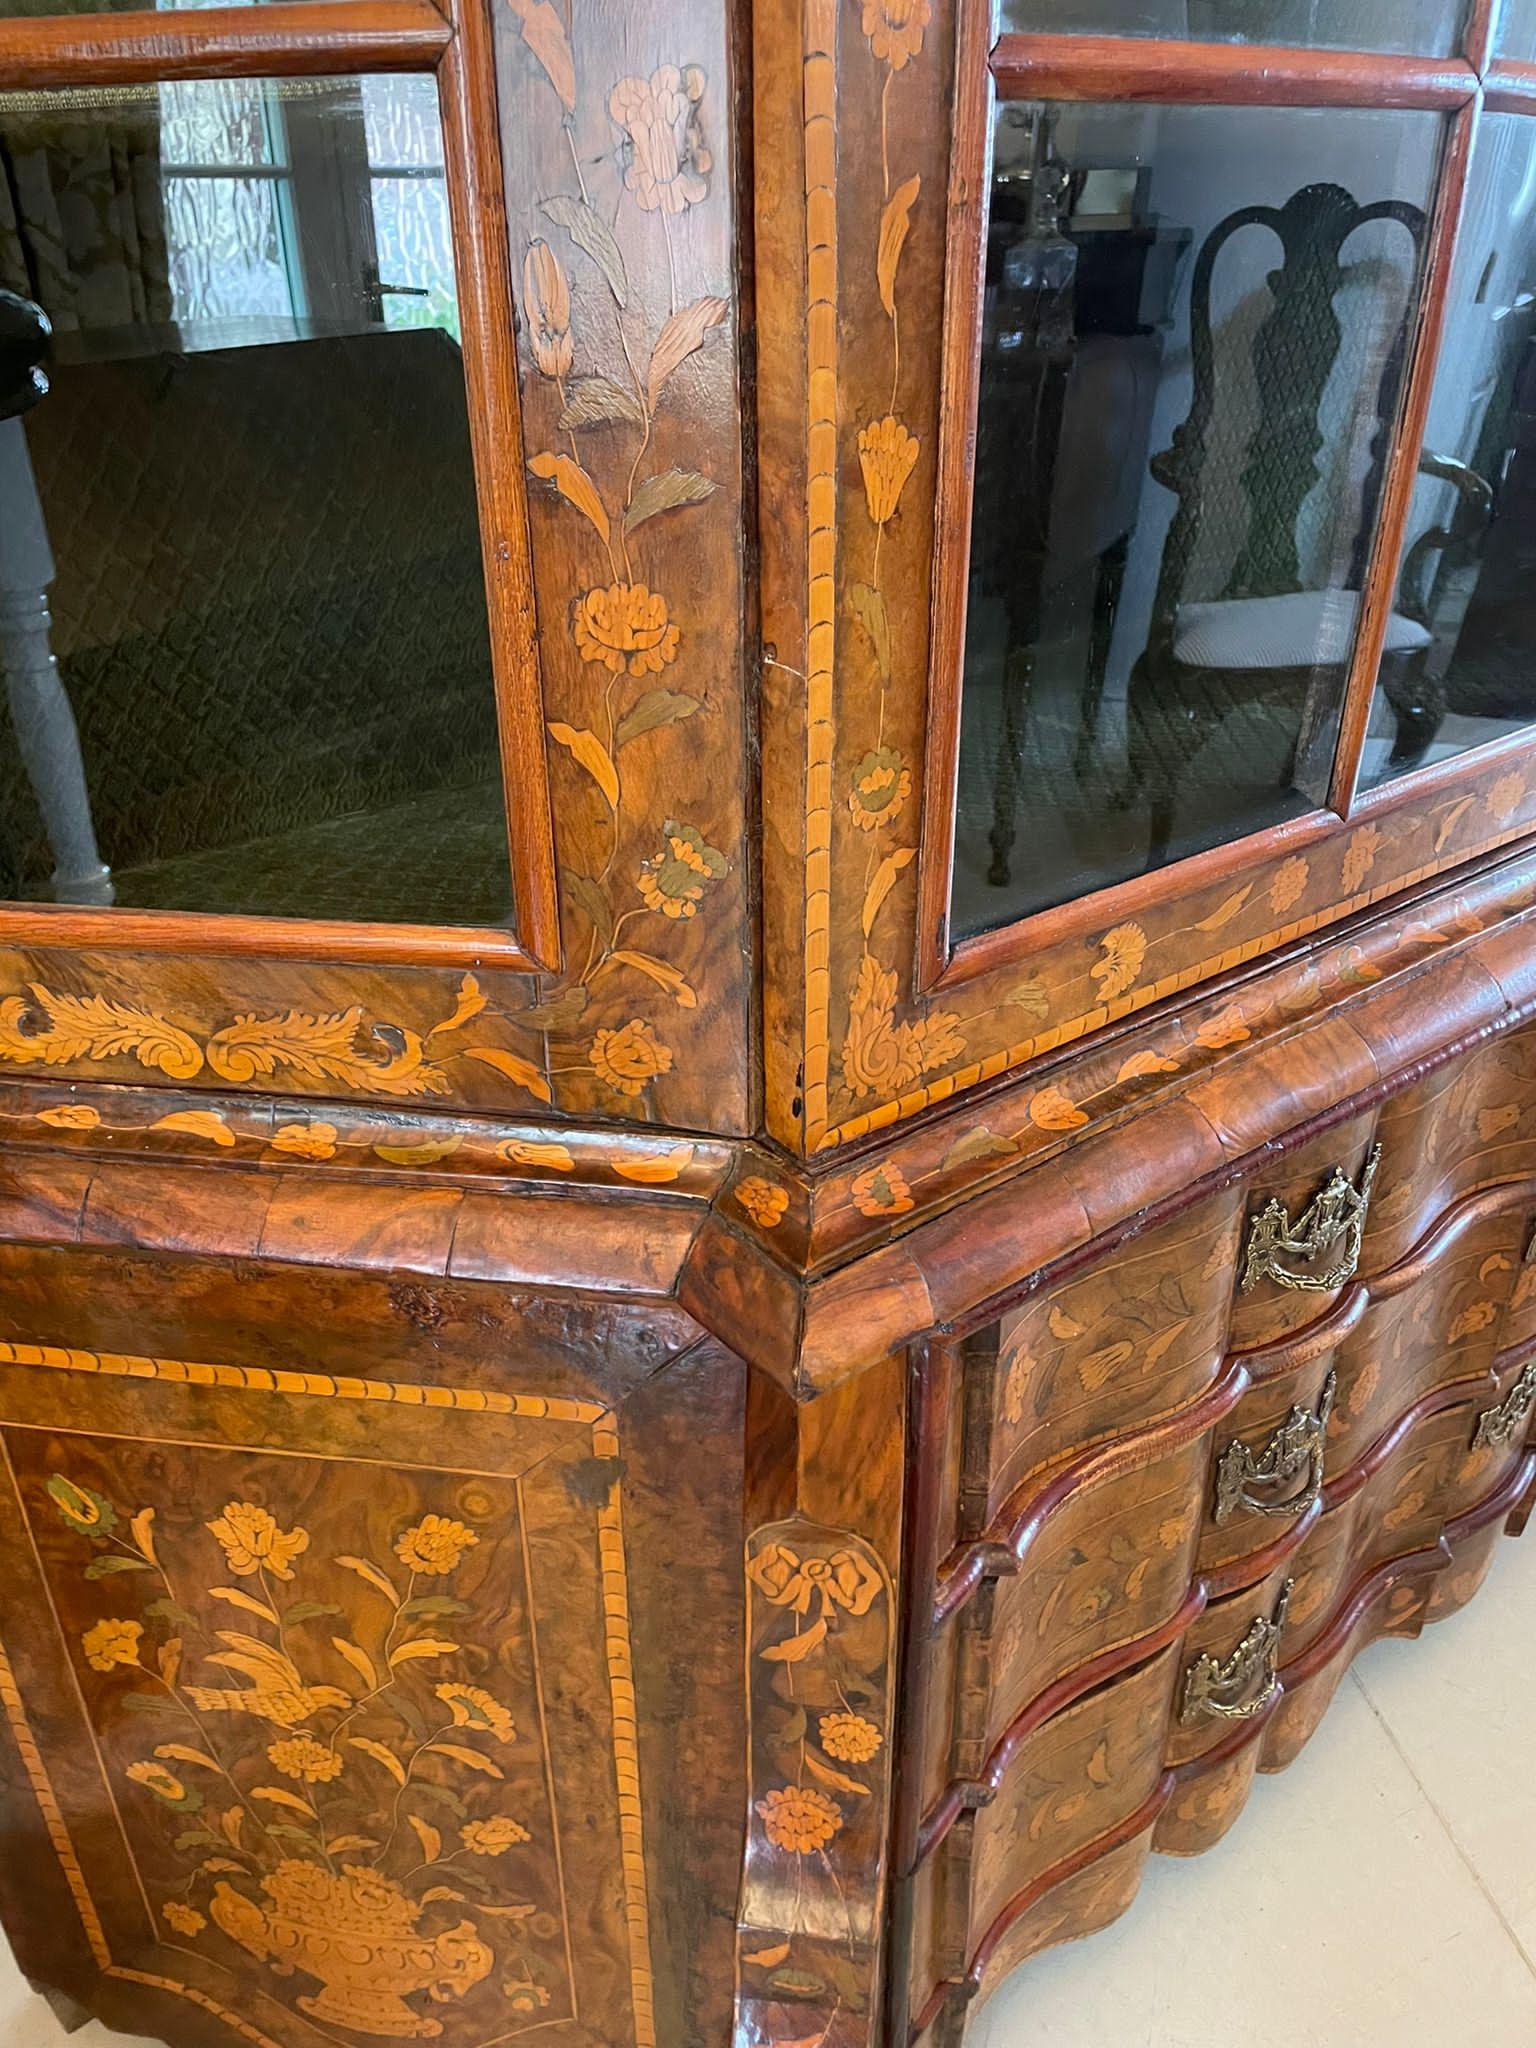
(0, 0, 1535, 2044)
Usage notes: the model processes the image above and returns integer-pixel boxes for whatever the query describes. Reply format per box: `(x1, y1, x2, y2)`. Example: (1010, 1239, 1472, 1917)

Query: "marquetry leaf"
(760, 1617, 827, 1664)
(372, 1136, 465, 1165)
(540, 193, 626, 306)
(413, 1781, 468, 1819)
(325, 1836, 379, 1853)
(211, 1587, 280, 1626)
(1029, 1086, 1088, 1131)
(528, 452, 610, 543)
(219, 1808, 245, 1849)
(1117, 1049, 1178, 1081)
(624, 467, 717, 535)
(427, 973, 485, 1040)
(460, 1048, 554, 1102)
(877, 174, 921, 315)
(513, 986, 590, 1033)
(605, 950, 698, 1009)
(154, 1745, 221, 1773)
(0, 986, 203, 1079)
(494, 1139, 575, 1172)
(613, 1142, 696, 1184)
(507, 0, 574, 107)
(421, 1886, 467, 1904)
(199, 1858, 247, 1876)
(548, 723, 620, 809)
(646, 295, 729, 410)
(743, 1944, 791, 1969)
(206, 1010, 446, 1099)
(614, 688, 704, 748)
(1003, 974, 1050, 1020)
(389, 1638, 459, 1667)
(805, 1752, 871, 1798)
(401, 1596, 470, 1620)
(252, 1787, 318, 1819)
(158, 1637, 183, 1690)
(426, 1743, 504, 1779)
(1434, 795, 1476, 850)
(336, 1555, 400, 1605)
(941, 1126, 1019, 1170)
(130, 1506, 158, 1564)
(561, 868, 614, 952)
(1048, 1307, 1085, 1339)
(861, 847, 916, 938)
(84, 1556, 155, 1578)
(1194, 885, 1253, 931)
(149, 1110, 236, 1147)
(407, 1813, 443, 1864)
(849, 581, 891, 680)
(559, 374, 645, 431)
(331, 1637, 380, 1691)
(347, 1738, 407, 1787)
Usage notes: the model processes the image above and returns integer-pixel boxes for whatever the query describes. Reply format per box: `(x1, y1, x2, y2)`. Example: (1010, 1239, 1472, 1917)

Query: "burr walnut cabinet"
(1, 0, 1536, 2045)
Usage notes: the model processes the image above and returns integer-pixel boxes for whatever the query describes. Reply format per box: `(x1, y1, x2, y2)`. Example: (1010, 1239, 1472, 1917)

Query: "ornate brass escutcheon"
(1214, 1370, 1337, 1524)
(1240, 1145, 1381, 1294)
(1180, 1579, 1293, 1725)
(1473, 1361, 1536, 1451)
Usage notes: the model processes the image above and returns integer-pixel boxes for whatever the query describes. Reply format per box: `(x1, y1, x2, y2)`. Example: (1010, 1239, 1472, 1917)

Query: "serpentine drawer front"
(2, 1, 1536, 2046)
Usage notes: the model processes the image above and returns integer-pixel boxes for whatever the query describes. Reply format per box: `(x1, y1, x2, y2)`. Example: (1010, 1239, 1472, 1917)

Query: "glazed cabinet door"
(0, 1237, 746, 2048)
(0, 0, 754, 1138)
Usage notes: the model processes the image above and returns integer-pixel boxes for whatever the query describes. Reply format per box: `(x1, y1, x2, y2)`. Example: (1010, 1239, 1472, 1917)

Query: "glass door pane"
(1358, 113, 1536, 791)
(998, 0, 1466, 58)
(951, 99, 1440, 940)
(0, 75, 507, 926)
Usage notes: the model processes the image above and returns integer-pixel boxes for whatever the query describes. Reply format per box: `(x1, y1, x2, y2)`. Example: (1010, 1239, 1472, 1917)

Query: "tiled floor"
(0, 1545, 1532, 2048)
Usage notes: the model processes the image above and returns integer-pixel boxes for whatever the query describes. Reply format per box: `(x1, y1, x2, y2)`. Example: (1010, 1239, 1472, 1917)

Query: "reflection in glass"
(952, 102, 1440, 939)
(1498, 0, 1536, 59)
(1360, 115, 1536, 792)
(0, 77, 508, 927)
(997, 0, 1464, 57)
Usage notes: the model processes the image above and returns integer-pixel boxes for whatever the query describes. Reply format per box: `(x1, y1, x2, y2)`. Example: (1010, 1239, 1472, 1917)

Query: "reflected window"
(1360, 114, 1536, 792)
(998, 0, 1465, 57)
(952, 101, 1440, 940)
(0, 76, 509, 928)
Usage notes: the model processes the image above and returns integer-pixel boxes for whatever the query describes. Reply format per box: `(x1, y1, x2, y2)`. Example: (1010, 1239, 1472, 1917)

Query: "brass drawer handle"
(1473, 1361, 1536, 1451)
(1240, 1146, 1381, 1295)
(1214, 1370, 1337, 1524)
(1181, 1580, 1292, 1726)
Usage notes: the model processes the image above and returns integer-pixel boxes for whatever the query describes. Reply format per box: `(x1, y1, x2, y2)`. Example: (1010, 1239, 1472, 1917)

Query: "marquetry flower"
(756, 1785, 843, 1855)
(395, 1515, 479, 1576)
(436, 1684, 516, 1743)
(36, 1104, 101, 1130)
(461, 1816, 531, 1855)
(608, 65, 710, 216)
(572, 581, 681, 676)
(1489, 771, 1525, 821)
(842, 953, 965, 1100)
(523, 238, 573, 380)
(820, 1712, 883, 1764)
(269, 1121, 339, 1162)
(861, 0, 931, 70)
(736, 1176, 789, 1229)
(857, 414, 920, 525)
(207, 1502, 310, 1581)
(127, 1760, 189, 1805)
(83, 1618, 142, 1672)
(1090, 922, 1146, 1002)
(162, 1902, 205, 1937)
(1341, 824, 1382, 893)
(637, 822, 729, 919)
(589, 1019, 673, 1098)
(848, 747, 911, 832)
(851, 1162, 913, 1218)
(748, 1542, 882, 1621)
(1269, 856, 1309, 915)
(267, 1736, 344, 1784)
(48, 1473, 117, 1536)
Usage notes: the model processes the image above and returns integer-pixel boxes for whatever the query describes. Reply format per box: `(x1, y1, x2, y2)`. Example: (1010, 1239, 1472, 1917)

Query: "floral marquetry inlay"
(0, 1342, 662, 2048)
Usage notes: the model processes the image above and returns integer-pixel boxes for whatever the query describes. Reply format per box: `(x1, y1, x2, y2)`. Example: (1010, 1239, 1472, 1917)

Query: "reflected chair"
(0, 289, 113, 906)
(1122, 181, 1491, 862)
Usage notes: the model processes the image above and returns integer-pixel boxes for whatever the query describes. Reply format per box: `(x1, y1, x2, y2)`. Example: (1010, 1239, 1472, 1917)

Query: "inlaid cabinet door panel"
(0, 1265, 746, 2048)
